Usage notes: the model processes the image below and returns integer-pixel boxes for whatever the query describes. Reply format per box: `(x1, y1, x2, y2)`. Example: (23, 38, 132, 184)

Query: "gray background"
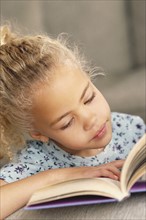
(1, 0, 145, 120)
(1, 1, 146, 219)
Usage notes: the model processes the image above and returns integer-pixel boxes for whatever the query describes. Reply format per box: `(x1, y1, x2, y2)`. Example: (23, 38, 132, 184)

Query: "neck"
(71, 148, 104, 157)
(54, 141, 104, 157)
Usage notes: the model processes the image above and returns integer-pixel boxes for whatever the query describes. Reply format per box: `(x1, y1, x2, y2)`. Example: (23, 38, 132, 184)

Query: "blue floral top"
(0, 112, 145, 183)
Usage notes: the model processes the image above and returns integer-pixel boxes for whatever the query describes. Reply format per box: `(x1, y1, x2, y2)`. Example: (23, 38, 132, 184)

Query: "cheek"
(52, 130, 87, 149)
(94, 92, 110, 113)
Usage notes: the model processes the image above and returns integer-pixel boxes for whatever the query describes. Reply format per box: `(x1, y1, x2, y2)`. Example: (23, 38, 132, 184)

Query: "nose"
(80, 108, 97, 131)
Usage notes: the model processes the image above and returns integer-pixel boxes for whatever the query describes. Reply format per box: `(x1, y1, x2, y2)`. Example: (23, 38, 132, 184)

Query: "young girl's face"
(31, 65, 112, 157)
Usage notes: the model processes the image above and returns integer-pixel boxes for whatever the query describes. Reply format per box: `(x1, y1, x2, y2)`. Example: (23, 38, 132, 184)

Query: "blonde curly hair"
(0, 25, 103, 161)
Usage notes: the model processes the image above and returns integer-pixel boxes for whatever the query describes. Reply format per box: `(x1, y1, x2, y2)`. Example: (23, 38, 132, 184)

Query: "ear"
(30, 131, 49, 143)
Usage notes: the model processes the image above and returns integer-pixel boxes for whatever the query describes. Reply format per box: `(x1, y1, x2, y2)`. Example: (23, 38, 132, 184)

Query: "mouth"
(92, 122, 107, 140)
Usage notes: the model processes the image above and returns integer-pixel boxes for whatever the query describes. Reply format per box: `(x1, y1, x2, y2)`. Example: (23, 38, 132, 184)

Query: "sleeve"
(0, 141, 54, 183)
(127, 114, 146, 141)
(112, 112, 145, 141)
(111, 112, 145, 160)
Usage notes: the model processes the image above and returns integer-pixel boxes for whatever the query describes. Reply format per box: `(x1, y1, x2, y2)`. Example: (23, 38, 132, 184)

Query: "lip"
(92, 123, 107, 140)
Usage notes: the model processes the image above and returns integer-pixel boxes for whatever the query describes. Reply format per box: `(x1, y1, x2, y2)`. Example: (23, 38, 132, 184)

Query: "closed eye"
(60, 118, 74, 130)
(84, 92, 96, 105)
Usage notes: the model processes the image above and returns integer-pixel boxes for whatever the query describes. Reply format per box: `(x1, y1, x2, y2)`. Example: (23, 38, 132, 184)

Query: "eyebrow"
(50, 82, 90, 126)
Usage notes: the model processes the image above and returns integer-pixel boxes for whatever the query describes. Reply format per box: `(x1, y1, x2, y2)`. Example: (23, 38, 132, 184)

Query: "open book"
(26, 134, 146, 210)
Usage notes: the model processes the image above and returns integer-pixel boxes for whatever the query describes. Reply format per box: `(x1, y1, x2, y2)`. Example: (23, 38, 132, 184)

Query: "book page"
(127, 164, 146, 191)
(27, 178, 124, 206)
(27, 133, 146, 207)
(120, 134, 146, 193)
(123, 146, 145, 184)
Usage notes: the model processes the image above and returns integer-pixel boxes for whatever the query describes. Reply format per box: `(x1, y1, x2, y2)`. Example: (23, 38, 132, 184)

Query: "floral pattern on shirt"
(0, 112, 145, 183)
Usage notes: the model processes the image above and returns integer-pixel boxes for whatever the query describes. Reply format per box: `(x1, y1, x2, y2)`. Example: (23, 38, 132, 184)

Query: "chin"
(98, 136, 111, 149)
(103, 119, 112, 145)
(103, 132, 112, 146)
(103, 124, 112, 145)
(91, 126, 112, 149)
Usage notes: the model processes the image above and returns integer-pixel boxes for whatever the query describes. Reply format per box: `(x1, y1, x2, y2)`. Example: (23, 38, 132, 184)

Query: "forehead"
(50, 66, 89, 95)
(32, 66, 90, 124)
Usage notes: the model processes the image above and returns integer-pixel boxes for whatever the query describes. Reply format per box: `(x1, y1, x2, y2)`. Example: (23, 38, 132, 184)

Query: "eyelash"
(60, 93, 96, 130)
(84, 92, 96, 105)
(61, 118, 74, 130)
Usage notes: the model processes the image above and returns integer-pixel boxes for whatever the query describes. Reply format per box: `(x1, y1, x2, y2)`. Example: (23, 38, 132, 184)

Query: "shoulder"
(18, 140, 59, 165)
(112, 112, 145, 128)
(111, 112, 145, 142)
(109, 112, 145, 159)
(0, 140, 55, 183)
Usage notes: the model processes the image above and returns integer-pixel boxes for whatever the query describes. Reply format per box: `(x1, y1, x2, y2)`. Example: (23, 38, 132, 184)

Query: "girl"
(0, 25, 145, 219)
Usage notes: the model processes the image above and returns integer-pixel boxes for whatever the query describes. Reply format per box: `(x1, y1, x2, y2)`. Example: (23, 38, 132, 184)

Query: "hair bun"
(0, 25, 16, 46)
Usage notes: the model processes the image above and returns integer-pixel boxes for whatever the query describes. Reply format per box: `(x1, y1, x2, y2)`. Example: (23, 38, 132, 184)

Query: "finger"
(109, 160, 125, 168)
(95, 170, 119, 181)
(106, 166, 121, 179)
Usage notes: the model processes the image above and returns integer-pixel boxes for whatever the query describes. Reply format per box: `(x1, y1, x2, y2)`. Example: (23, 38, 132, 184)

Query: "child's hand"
(94, 160, 125, 181)
(78, 160, 125, 181)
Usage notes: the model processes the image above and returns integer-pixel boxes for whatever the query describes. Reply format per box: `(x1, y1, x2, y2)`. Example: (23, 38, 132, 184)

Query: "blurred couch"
(1, 1, 145, 121)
